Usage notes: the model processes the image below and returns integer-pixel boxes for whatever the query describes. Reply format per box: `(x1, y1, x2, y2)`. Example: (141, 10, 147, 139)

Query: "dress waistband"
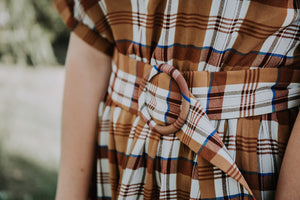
(106, 48, 300, 198)
(109, 48, 300, 120)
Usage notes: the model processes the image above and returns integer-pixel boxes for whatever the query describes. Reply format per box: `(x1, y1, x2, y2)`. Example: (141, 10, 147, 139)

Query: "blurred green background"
(0, 0, 69, 199)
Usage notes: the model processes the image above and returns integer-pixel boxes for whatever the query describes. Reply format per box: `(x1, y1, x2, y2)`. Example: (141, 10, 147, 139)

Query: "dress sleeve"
(53, 0, 114, 56)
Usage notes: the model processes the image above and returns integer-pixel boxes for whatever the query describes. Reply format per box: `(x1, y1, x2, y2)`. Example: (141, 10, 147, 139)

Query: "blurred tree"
(0, 0, 69, 66)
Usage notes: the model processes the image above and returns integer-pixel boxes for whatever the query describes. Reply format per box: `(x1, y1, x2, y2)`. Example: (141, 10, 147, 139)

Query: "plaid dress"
(54, 0, 300, 199)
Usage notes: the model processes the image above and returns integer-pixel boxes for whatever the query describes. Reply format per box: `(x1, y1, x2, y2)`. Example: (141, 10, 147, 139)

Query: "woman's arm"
(55, 33, 112, 199)
(275, 111, 300, 199)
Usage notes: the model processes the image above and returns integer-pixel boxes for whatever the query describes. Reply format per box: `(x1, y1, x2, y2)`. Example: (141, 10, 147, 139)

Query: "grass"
(0, 150, 57, 200)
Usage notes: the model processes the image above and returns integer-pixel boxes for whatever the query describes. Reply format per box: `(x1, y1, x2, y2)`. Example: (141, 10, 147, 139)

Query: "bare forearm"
(275, 111, 300, 199)
(56, 33, 112, 199)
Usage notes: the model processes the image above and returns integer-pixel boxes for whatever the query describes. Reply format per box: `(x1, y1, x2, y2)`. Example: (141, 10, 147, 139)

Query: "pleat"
(255, 108, 298, 200)
(143, 131, 160, 199)
(177, 142, 196, 199)
(97, 105, 113, 198)
(97, 101, 299, 200)
(108, 106, 122, 198)
(208, 107, 299, 200)
(155, 134, 180, 199)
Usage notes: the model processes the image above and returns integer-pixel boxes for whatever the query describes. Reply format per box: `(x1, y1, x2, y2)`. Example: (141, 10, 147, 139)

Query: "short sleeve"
(53, 0, 114, 56)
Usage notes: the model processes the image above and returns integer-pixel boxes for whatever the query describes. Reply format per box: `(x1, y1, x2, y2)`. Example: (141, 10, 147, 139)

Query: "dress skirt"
(97, 99, 298, 199)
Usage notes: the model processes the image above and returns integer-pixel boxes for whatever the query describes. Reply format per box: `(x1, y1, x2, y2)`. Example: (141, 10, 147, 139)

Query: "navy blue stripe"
(198, 130, 217, 154)
(271, 69, 280, 112)
(200, 193, 253, 200)
(240, 170, 277, 177)
(206, 72, 213, 112)
(153, 64, 162, 73)
(181, 92, 191, 103)
(115, 39, 300, 59)
(164, 78, 173, 125)
(106, 148, 197, 164)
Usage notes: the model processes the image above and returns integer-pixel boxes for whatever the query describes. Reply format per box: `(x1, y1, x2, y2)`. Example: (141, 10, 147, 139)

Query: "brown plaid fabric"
(54, 0, 300, 199)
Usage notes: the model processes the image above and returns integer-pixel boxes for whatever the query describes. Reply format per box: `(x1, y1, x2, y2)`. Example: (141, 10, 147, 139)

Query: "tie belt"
(107, 48, 300, 198)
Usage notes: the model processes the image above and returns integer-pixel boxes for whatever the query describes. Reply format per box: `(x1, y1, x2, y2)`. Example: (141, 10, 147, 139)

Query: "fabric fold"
(137, 64, 255, 197)
(176, 95, 254, 197)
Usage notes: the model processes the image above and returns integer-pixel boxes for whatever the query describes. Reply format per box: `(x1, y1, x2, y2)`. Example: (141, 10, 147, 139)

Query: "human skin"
(55, 32, 300, 199)
(275, 113, 300, 199)
(55, 33, 112, 199)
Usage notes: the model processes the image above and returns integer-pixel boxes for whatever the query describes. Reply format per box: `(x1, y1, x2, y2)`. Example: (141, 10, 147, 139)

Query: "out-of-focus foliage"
(0, 0, 69, 66)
